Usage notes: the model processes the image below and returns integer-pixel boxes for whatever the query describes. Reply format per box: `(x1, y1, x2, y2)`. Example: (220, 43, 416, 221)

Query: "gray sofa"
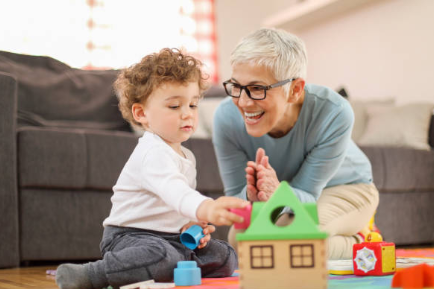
(0, 51, 433, 269)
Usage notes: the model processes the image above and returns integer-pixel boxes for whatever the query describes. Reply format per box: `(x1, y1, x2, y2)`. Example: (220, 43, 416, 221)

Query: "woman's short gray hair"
(230, 28, 308, 94)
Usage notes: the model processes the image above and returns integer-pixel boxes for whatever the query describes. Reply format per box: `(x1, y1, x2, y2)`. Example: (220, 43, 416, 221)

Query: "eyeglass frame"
(222, 78, 297, 100)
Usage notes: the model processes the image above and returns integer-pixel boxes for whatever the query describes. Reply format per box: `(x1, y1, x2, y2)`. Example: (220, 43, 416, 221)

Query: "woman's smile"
(244, 110, 265, 124)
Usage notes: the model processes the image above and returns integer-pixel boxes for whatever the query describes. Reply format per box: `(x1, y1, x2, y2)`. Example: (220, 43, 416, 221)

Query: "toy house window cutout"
(250, 245, 274, 269)
(290, 244, 314, 268)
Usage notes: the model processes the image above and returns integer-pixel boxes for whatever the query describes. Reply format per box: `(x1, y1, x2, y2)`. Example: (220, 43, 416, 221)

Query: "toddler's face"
(142, 81, 200, 149)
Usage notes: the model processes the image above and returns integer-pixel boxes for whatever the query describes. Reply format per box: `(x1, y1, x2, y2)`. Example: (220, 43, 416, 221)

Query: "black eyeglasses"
(222, 78, 296, 100)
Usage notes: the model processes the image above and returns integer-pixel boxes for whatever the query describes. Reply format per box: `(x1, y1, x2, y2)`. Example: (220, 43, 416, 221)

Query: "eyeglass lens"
(226, 83, 265, 100)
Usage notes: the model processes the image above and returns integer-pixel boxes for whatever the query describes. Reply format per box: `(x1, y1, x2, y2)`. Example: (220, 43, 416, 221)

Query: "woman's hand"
(246, 161, 260, 201)
(253, 148, 280, 201)
(181, 221, 216, 249)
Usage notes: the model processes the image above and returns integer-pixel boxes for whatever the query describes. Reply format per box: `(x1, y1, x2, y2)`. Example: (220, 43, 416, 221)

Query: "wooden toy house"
(236, 181, 328, 289)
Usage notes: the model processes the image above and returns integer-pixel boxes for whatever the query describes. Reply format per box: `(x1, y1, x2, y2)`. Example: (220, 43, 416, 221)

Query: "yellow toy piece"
(366, 232, 383, 242)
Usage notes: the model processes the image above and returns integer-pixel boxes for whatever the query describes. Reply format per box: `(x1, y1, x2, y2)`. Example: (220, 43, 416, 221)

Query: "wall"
(215, 0, 299, 83)
(215, 0, 434, 104)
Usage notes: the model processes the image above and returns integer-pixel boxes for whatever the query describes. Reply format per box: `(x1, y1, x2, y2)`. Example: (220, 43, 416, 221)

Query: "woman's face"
(230, 63, 292, 138)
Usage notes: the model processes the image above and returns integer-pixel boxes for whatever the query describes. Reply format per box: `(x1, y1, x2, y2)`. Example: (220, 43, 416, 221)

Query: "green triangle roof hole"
(237, 181, 328, 241)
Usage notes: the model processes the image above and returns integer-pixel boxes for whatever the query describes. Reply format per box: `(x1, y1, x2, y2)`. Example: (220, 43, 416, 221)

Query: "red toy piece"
(392, 263, 434, 289)
(353, 232, 396, 276)
(229, 203, 252, 229)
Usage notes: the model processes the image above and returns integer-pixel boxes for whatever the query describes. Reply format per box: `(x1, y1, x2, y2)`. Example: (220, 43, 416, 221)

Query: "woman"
(212, 28, 379, 259)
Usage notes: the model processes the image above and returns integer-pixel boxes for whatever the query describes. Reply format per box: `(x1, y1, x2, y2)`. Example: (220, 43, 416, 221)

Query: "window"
(290, 244, 314, 268)
(0, 0, 218, 83)
(250, 245, 274, 269)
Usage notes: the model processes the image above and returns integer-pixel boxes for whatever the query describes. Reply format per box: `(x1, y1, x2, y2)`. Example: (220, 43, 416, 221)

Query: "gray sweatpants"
(86, 226, 238, 289)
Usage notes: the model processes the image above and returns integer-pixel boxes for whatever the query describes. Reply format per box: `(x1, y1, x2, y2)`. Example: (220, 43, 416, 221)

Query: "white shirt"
(103, 131, 210, 233)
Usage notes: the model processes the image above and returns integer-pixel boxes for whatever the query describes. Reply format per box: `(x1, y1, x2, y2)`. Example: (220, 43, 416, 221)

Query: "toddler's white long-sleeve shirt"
(103, 131, 210, 233)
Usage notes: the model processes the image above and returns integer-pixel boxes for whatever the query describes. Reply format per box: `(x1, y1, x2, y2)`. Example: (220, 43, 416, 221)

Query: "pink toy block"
(230, 203, 252, 229)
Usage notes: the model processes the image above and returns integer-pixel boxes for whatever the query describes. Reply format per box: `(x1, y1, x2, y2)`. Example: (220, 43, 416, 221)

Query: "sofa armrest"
(0, 72, 19, 268)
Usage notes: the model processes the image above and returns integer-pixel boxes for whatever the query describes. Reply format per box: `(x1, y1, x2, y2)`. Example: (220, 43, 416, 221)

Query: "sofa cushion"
(20, 188, 112, 261)
(18, 127, 87, 188)
(86, 131, 137, 188)
(376, 190, 434, 245)
(0, 50, 130, 131)
(18, 127, 137, 189)
(183, 138, 224, 193)
(357, 103, 434, 150)
(18, 110, 129, 131)
(361, 146, 434, 191)
(349, 98, 396, 142)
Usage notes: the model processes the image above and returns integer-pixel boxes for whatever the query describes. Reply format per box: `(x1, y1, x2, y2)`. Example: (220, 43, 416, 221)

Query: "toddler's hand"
(198, 223, 215, 249)
(196, 197, 250, 226)
(180, 221, 216, 249)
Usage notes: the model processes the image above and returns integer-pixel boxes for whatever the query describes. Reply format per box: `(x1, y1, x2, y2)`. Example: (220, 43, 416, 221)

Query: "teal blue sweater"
(212, 84, 373, 203)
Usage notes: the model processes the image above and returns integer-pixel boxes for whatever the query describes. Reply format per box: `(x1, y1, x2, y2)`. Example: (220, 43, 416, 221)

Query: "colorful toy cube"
(353, 233, 396, 276)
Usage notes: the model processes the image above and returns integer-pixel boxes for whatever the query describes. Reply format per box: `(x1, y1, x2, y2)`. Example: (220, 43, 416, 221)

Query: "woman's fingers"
(246, 173, 256, 185)
(262, 155, 270, 168)
(247, 184, 259, 201)
(256, 148, 265, 165)
(246, 161, 257, 170)
(257, 190, 271, 201)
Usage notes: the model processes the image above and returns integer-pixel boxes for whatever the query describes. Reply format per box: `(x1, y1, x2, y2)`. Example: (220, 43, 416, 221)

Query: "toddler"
(56, 48, 248, 289)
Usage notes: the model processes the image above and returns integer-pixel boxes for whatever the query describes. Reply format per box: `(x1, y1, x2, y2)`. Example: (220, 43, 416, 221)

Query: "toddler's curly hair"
(114, 48, 208, 127)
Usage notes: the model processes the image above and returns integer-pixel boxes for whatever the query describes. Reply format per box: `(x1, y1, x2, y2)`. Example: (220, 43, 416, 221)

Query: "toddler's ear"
(132, 103, 148, 126)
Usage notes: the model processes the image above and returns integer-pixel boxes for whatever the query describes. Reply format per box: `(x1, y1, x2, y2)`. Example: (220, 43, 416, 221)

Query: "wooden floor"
(0, 266, 58, 289)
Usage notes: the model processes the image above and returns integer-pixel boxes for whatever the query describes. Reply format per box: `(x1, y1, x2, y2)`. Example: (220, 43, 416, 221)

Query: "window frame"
(289, 244, 315, 268)
(250, 245, 275, 269)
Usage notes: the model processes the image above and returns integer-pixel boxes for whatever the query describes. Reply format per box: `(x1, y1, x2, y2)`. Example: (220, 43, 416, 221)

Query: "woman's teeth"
(245, 111, 264, 120)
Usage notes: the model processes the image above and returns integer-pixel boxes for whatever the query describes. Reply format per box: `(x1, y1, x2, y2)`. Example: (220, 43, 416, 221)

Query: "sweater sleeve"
(290, 101, 354, 201)
(140, 146, 209, 221)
